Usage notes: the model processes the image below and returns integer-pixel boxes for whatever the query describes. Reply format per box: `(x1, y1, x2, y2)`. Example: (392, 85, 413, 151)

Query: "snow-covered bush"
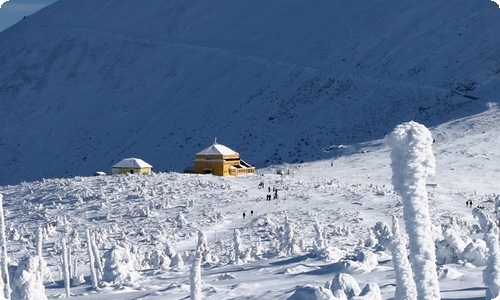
(251, 237, 264, 259)
(462, 239, 488, 266)
(370, 221, 391, 250)
(143, 249, 170, 270)
(176, 212, 187, 228)
(435, 222, 473, 264)
(102, 245, 140, 285)
(11, 256, 47, 300)
(312, 218, 327, 257)
(331, 224, 349, 237)
(197, 230, 216, 264)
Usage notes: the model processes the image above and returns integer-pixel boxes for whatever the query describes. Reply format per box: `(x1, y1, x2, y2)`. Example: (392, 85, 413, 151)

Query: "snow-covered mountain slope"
(0, 0, 57, 32)
(0, 0, 499, 185)
(1, 107, 499, 299)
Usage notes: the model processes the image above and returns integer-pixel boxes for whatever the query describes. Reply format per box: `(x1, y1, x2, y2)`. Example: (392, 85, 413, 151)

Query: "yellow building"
(111, 158, 153, 175)
(192, 141, 255, 176)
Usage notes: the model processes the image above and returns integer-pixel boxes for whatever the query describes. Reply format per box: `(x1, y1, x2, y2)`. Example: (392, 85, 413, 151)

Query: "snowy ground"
(1, 106, 500, 299)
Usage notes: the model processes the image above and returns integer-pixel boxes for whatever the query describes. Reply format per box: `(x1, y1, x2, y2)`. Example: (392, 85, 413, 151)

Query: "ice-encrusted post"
(386, 121, 440, 300)
(190, 231, 203, 300)
(0, 195, 10, 300)
(86, 229, 98, 289)
(61, 237, 70, 297)
(390, 216, 417, 300)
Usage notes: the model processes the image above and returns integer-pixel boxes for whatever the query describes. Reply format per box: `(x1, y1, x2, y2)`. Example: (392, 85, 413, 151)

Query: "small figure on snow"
(243, 212, 246, 219)
(251, 210, 254, 216)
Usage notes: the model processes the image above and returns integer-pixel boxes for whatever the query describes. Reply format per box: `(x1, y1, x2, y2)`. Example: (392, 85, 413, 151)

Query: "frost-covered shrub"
(462, 239, 488, 266)
(279, 215, 300, 256)
(435, 240, 459, 265)
(11, 256, 47, 300)
(436, 223, 472, 263)
(251, 237, 264, 259)
(170, 253, 184, 268)
(331, 224, 349, 237)
(102, 245, 140, 285)
(371, 222, 391, 250)
(143, 249, 170, 270)
(312, 218, 327, 257)
(176, 212, 187, 228)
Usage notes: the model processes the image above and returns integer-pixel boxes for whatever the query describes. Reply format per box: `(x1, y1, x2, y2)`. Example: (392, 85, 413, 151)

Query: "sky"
(0, 0, 56, 32)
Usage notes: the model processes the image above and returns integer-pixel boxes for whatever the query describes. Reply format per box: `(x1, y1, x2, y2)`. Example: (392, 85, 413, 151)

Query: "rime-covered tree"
(0, 195, 10, 300)
(473, 208, 500, 300)
(386, 121, 440, 300)
(280, 215, 299, 256)
(312, 218, 326, 253)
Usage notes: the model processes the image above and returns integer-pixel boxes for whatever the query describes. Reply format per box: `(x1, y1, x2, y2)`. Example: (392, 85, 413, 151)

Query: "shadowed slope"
(0, 0, 499, 184)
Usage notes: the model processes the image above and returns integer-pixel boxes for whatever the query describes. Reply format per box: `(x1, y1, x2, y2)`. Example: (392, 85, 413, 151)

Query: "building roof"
(112, 158, 152, 168)
(197, 143, 238, 156)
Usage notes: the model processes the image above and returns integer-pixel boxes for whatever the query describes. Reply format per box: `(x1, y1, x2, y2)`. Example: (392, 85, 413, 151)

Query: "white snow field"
(1, 105, 500, 299)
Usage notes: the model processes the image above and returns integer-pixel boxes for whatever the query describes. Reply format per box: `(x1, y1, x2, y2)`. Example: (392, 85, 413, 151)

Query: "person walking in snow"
(243, 212, 246, 219)
(251, 210, 254, 216)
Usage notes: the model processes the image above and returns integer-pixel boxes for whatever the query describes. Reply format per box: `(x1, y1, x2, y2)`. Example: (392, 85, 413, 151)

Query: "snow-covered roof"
(112, 158, 152, 168)
(197, 143, 238, 156)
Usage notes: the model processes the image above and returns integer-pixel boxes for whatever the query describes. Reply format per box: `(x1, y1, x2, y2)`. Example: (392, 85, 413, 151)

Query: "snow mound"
(437, 266, 465, 280)
(351, 283, 382, 300)
(331, 273, 361, 298)
(287, 285, 336, 300)
(217, 273, 236, 281)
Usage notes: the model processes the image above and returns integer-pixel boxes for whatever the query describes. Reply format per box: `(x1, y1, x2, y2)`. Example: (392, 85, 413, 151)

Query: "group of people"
(242, 210, 254, 219)
(466, 199, 485, 209)
(258, 181, 280, 200)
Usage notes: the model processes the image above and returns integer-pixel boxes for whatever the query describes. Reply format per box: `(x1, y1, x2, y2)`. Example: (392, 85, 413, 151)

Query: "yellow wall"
(192, 153, 254, 177)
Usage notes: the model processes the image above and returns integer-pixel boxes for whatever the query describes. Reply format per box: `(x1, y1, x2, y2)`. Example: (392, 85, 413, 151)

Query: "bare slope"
(0, 0, 499, 184)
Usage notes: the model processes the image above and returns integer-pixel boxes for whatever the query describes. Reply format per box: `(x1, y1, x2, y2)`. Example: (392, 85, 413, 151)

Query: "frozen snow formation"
(287, 285, 338, 300)
(11, 256, 48, 300)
